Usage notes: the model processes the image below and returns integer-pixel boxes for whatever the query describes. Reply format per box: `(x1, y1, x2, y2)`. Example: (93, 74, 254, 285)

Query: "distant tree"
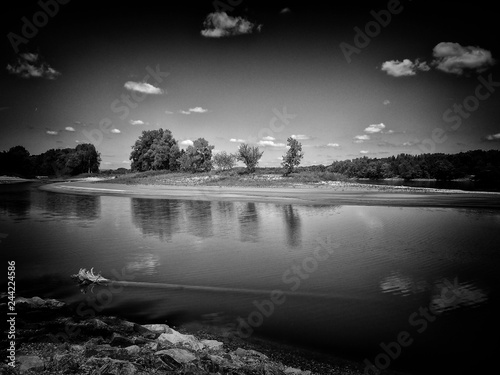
(213, 151, 237, 171)
(130, 129, 180, 172)
(66, 143, 101, 175)
(178, 138, 214, 172)
(236, 144, 264, 173)
(1, 146, 31, 176)
(282, 137, 304, 176)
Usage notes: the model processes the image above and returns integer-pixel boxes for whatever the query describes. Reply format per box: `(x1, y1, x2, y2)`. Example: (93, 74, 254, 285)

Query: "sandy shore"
(39, 181, 500, 209)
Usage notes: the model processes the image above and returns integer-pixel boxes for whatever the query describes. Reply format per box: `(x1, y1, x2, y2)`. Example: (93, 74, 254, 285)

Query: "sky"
(1, 0, 499, 169)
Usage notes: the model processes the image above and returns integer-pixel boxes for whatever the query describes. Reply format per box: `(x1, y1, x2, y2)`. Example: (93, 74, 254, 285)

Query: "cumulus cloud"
(111, 129, 121, 133)
(484, 133, 500, 141)
(364, 123, 386, 134)
(258, 140, 286, 147)
(354, 135, 370, 143)
(180, 139, 194, 147)
(179, 110, 191, 115)
(230, 138, 245, 143)
(165, 110, 174, 114)
(291, 134, 311, 140)
(65, 127, 75, 132)
(189, 106, 208, 113)
(6, 52, 61, 79)
(327, 143, 340, 147)
(280, 8, 291, 14)
(124, 81, 164, 94)
(201, 12, 261, 38)
(46, 130, 58, 135)
(383, 100, 391, 105)
(432, 42, 495, 75)
(262, 136, 275, 141)
(381, 59, 430, 77)
(130, 119, 145, 125)
(360, 150, 369, 154)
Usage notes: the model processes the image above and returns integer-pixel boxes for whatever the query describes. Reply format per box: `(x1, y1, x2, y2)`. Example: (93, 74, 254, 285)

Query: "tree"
(236, 143, 264, 173)
(130, 129, 180, 172)
(178, 138, 214, 172)
(281, 137, 304, 176)
(213, 151, 237, 171)
(66, 143, 101, 175)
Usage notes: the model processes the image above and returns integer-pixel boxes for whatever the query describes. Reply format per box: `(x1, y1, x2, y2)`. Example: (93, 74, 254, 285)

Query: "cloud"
(327, 143, 340, 147)
(360, 150, 369, 154)
(258, 140, 286, 147)
(201, 12, 261, 38)
(165, 110, 174, 114)
(179, 110, 191, 115)
(353, 134, 370, 143)
(291, 134, 311, 140)
(111, 129, 121, 134)
(230, 138, 245, 143)
(280, 8, 291, 14)
(180, 139, 194, 147)
(364, 123, 385, 134)
(188, 106, 208, 113)
(381, 59, 430, 77)
(262, 136, 275, 141)
(6, 53, 61, 79)
(484, 133, 500, 141)
(65, 127, 75, 132)
(46, 130, 58, 135)
(432, 42, 495, 75)
(130, 119, 145, 125)
(124, 81, 164, 95)
(383, 100, 391, 105)
(122, 160, 131, 164)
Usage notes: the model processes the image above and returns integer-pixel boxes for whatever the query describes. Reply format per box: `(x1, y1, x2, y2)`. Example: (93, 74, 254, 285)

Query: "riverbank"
(1, 296, 380, 375)
(39, 180, 500, 209)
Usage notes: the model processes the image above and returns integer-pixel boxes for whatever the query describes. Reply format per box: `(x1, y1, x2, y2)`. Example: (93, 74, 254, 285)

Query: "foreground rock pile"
(1, 297, 314, 375)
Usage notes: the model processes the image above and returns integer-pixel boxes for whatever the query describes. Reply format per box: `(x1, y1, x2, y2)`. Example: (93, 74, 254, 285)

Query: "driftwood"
(70, 268, 110, 293)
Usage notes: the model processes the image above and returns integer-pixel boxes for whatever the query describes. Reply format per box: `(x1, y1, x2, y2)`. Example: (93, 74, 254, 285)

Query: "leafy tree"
(282, 137, 304, 176)
(236, 143, 264, 173)
(178, 138, 214, 172)
(66, 143, 101, 175)
(130, 129, 180, 172)
(213, 151, 237, 171)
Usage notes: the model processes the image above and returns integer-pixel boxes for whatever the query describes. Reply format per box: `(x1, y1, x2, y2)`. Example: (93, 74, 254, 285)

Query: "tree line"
(0, 144, 100, 177)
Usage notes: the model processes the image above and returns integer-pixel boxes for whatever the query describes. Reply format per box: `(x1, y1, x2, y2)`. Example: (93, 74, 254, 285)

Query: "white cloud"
(258, 140, 286, 147)
(327, 143, 340, 147)
(122, 160, 131, 164)
(65, 126, 75, 132)
(381, 59, 430, 77)
(364, 123, 386, 134)
(432, 42, 495, 75)
(130, 119, 145, 125)
(291, 134, 311, 140)
(111, 129, 121, 133)
(386, 129, 394, 134)
(201, 12, 261, 38)
(46, 130, 58, 135)
(124, 81, 164, 95)
(485, 133, 500, 141)
(262, 136, 275, 141)
(360, 150, 369, 154)
(189, 106, 208, 113)
(383, 100, 391, 105)
(354, 135, 370, 143)
(165, 110, 174, 114)
(179, 110, 191, 115)
(180, 139, 194, 147)
(6, 53, 61, 80)
(230, 138, 245, 143)
(280, 8, 291, 14)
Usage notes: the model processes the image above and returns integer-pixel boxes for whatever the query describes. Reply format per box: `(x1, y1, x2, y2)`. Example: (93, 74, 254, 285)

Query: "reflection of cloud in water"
(125, 253, 160, 275)
(353, 207, 384, 230)
(380, 270, 427, 296)
(431, 278, 488, 314)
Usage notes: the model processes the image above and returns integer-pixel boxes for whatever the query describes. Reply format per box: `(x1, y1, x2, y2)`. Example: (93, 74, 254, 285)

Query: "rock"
(124, 345, 141, 356)
(16, 296, 66, 309)
(86, 357, 137, 375)
(157, 329, 204, 350)
(133, 323, 158, 338)
(85, 318, 110, 331)
(145, 341, 159, 351)
(284, 367, 311, 374)
(155, 348, 197, 364)
(17, 355, 44, 374)
(110, 333, 135, 347)
(142, 323, 171, 334)
(69, 344, 85, 353)
(234, 347, 269, 359)
(201, 339, 223, 350)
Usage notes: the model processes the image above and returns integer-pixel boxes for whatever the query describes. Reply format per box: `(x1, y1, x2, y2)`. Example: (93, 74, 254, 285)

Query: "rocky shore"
(1, 297, 369, 375)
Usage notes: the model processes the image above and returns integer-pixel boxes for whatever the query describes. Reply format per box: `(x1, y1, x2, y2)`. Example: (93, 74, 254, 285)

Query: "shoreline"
(39, 181, 500, 209)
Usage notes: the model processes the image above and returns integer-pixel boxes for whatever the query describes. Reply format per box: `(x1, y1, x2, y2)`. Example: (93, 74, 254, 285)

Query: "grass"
(102, 168, 349, 188)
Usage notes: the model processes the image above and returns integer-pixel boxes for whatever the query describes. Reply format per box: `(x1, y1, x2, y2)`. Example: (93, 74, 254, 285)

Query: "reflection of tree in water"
(182, 200, 213, 239)
(0, 184, 32, 220)
(282, 205, 302, 248)
(41, 193, 101, 221)
(237, 202, 259, 242)
(131, 198, 181, 241)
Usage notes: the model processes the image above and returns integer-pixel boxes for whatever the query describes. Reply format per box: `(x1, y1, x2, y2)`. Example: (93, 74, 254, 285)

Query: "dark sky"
(1, 0, 499, 168)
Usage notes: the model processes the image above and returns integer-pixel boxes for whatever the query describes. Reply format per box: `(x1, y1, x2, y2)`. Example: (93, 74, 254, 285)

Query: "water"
(1, 182, 499, 374)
